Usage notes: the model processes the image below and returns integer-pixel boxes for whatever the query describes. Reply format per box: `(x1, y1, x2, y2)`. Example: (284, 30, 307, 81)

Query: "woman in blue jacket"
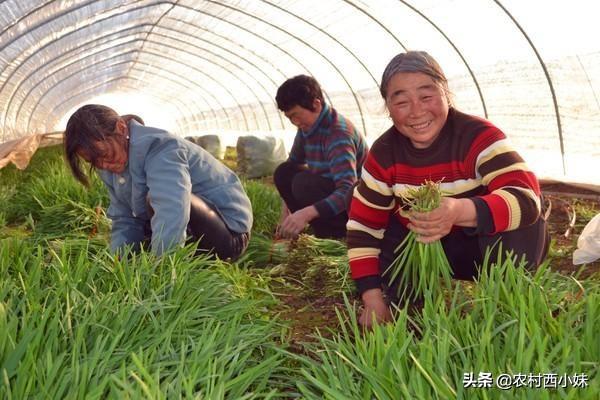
(64, 104, 253, 259)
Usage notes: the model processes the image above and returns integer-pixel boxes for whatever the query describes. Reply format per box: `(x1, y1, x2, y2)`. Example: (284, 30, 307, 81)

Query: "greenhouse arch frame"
(1, 0, 598, 182)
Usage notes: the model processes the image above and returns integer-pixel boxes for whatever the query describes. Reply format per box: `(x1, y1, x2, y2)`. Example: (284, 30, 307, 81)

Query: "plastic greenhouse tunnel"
(1, 0, 599, 185)
(0, 1, 599, 399)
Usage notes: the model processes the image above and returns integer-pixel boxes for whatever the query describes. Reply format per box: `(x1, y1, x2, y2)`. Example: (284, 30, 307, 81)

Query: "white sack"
(236, 135, 287, 179)
(573, 213, 600, 265)
(186, 135, 225, 160)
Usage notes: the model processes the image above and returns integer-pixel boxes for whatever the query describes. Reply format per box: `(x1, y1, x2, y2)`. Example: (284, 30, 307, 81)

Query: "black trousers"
(273, 161, 351, 239)
(146, 194, 249, 261)
(379, 215, 550, 302)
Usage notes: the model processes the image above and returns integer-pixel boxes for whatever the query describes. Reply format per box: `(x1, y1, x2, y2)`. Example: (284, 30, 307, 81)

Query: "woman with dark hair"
(347, 51, 549, 327)
(273, 74, 368, 239)
(64, 104, 252, 259)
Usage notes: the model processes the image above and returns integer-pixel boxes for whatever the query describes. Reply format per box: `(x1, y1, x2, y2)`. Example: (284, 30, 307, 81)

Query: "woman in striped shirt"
(274, 75, 368, 239)
(347, 51, 549, 328)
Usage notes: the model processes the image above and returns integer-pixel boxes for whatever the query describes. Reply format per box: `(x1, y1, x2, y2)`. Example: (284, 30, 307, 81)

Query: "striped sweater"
(288, 103, 368, 217)
(347, 108, 542, 281)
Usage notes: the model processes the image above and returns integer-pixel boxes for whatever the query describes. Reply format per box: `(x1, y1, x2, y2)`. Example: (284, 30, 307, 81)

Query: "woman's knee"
(479, 217, 549, 269)
(291, 172, 335, 202)
(188, 195, 222, 235)
(274, 161, 302, 189)
(199, 231, 249, 261)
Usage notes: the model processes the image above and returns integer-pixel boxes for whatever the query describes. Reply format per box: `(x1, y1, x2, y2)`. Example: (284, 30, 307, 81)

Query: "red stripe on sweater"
(367, 153, 472, 184)
(465, 127, 504, 174)
(390, 161, 469, 183)
(469, 127, 504, 154)
(350, 257, 380, 279)
(488, 170, 541, 195)
(482, 193, 510, 233)
(349, 198, 391, 227)
(364, 154, 391, 182)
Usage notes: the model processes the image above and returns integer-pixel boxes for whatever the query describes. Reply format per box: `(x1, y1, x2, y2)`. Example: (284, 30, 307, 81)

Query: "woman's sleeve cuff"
(463, 197, 494, 236)
(355, 275, 383, 294)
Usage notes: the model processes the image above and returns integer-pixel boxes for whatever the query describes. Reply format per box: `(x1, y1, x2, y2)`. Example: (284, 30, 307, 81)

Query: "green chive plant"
(0, 240, 291, 398)
(384, 180, 452, 300)
(295, 250, 599, 399)
(238, 233, 290, 268)
(3, 148, 107, 225)
(242, 179, 281, 236)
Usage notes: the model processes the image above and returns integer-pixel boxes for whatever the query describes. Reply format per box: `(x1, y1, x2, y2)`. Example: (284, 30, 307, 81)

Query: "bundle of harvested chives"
(384, 180, 453, 300)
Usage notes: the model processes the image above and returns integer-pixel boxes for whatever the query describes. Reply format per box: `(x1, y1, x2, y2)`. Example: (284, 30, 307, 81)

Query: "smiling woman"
(346, 51, 550, 328)
(385, 72, 449, 149)
(381, 52, 452, 150)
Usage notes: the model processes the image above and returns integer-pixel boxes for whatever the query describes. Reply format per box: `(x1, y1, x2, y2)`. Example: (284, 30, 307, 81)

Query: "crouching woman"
(64, 104, 252, 259)
(347, 51, 549, 328)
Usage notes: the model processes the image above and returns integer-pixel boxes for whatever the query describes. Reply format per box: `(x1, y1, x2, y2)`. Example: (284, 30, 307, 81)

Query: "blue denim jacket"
(99, 121, 252, 255)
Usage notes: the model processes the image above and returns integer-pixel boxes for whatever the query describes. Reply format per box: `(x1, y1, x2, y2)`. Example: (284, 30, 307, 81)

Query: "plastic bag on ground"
(186, 135, 225, 160)
(573, 213, 600, 265)
(236, 135, 287, 179)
